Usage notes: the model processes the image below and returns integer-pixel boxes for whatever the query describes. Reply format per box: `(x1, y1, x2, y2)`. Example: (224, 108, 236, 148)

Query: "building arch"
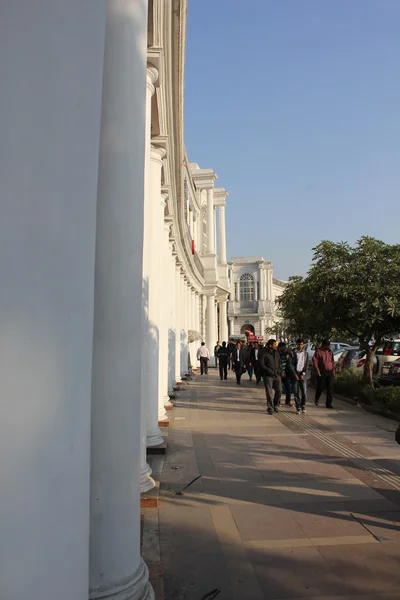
(241, 323, 255, 335)
(239, 272, 254, 301)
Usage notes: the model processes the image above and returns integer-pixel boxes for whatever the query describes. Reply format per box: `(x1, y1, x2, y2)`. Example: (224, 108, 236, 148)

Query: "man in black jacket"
(217, 341, 230, 380)
(232, 341, 246, 385)
(227, 339, 236, 370)
(261, 339, 282, 414)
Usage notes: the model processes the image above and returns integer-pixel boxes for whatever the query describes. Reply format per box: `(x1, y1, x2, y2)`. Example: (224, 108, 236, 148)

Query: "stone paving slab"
(158, 371, 400, 600)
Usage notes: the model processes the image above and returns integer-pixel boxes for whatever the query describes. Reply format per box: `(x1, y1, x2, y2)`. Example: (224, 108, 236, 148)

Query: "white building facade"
(0, 2, 229, 600)
(227, 257, 286, 339)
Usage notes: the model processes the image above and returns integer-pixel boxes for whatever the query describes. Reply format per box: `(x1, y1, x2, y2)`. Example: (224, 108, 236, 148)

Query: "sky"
(184, 0, 400, 280)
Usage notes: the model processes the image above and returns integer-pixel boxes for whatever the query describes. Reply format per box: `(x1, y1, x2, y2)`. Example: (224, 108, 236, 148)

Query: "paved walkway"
(156, 370, 400, 600)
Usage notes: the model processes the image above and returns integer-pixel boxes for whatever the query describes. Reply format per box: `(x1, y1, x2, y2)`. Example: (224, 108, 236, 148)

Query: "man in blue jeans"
(293, 338, 309, 414)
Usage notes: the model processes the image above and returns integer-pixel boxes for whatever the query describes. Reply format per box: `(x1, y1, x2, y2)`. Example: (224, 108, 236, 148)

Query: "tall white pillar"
(174, 262, 182, 382)
(229, 317, 234, 337)
(206, 291, 217, 351)
(219, 299, 228, 342)
(206, 188, 215, 253)
(214, 206, 218, 257)
(157, 218, 171, 418)
(189, 209, 194, 239)
(89, 3, 153, 599)
(218, 204, 227, 263)
(259, 264, 265, 301)
(143, 142, 165, 445)
(0, 3, 105, 598)
(180, 272, 187, 376)
(168, 242, 176, 392)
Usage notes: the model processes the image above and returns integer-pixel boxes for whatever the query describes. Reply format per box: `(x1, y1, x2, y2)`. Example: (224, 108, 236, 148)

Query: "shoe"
(314, 399, 319, 406)
(302, 408, 307, 414)
(267, 408, 273, 415)
(285, 401, 293, 406)
(296, 408, 301, 414)
(274, 406, 279, 413)
(224, 377, 227, 380)
(326, 405, 333, 409)
(220, 377, 223, 380)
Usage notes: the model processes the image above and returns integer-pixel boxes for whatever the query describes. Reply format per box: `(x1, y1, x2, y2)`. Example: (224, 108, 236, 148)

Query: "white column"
(206, 291, 217, 351)
(206, 188, 215, 253)
(142, 99, 164, 445)
(218, 204, 227, 264)
(0, 3, 105, 598)
(214, 207, 218, 257)
(189, 209, 194, 239)
(260, 318, 265, 337)
(259, 265, 265, 301)
(219, 300, 228, 342)
(180, 272, 187, 376)
(89, 3, 153, 599)
(255, 274, 259, 301)
(229, 318, 234, 337)
(168, 244, 176, 392)
(157, 218, 170, 419)
(174, 263, 182, 382)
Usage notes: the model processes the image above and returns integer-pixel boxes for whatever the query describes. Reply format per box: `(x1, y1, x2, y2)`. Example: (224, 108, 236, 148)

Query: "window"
(240, 273, 254, 301)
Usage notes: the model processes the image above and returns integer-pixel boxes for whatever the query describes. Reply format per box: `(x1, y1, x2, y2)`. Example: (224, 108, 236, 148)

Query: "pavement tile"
(317, 543, 400, 594)
(158, 505, 233, 600)
(247, 545, 352, 599)
(230, 505, 307, 541)
(289, 508, 373, 539)
(210, 506, 265, 600)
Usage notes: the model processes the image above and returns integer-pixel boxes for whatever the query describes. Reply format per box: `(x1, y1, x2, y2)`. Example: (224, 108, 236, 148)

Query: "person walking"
(217, 341, 229, 380)
(227, 339, 236, 370)
(313, 339, 335, 408)
(232, 340, 246, 385)
(245, 342, 254, 381)
(293, 338, 309, 414)
(214, 341, 221, 369)
(261, 339, 282, 414)
(196, 341, 210, 375)
(252, 342, 262, 385)
(278, 342, 296, 406)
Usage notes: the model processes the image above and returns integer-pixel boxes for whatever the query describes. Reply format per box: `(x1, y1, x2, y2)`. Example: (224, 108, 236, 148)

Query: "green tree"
(279, 237, 400, 387)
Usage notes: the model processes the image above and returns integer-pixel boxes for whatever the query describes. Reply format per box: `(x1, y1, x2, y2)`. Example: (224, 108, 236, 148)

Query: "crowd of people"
(196, 338, 336, 415)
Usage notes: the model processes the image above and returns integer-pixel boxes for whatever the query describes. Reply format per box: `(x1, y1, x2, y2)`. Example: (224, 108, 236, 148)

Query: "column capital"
(150, 144, 166, 164)
(146, 65, 158, 95)
(204, 287, 217, 297)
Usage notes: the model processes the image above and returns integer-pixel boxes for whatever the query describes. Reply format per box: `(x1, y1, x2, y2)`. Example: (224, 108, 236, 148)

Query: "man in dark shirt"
(227, 339, 236, 370)
(217, 341, 229, 380)
(312, 339, 335, 408)
(278, 342, 296, 406)
(261, 339, 282, 414)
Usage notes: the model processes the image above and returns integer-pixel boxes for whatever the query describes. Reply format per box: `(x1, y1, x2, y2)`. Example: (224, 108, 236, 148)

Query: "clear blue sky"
(184, 0, 400, 280)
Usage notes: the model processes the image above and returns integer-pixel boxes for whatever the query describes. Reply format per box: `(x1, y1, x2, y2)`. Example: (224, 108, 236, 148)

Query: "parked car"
(375, 340, 400, 375)
(336, 347, 361, 372)
(378, 360, 400, 386)
(349, 351, 378, 376)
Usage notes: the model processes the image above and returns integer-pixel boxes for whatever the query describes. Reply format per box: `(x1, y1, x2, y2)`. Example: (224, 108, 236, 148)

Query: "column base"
(146, 428, 164, 448)
(90, 558, 154, 600)
(140, 463, 155, 494)
(158, 406, 169, 422)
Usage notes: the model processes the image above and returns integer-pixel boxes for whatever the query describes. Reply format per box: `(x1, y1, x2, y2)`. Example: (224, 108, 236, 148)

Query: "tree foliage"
(278, 237, 400, 386)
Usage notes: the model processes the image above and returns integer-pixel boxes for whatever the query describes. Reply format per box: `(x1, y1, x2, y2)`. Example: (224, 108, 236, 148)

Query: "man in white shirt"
(293, 338, 309, 414)
(197, 342, 210, 375)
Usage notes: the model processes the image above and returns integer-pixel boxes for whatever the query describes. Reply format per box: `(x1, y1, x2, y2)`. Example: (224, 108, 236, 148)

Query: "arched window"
(240, 273, 254, 301)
